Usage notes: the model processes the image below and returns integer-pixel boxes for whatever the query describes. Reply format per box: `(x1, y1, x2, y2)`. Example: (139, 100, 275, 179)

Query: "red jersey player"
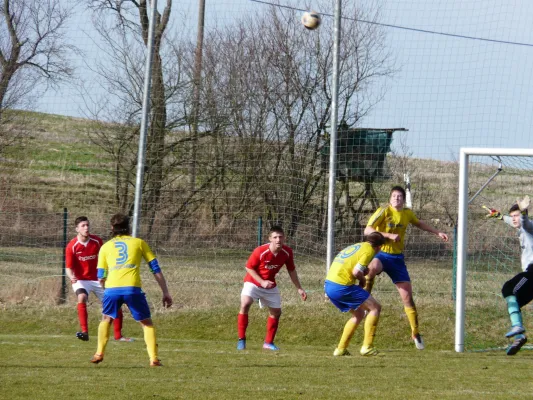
(237, 226, 307, 351)
(65, 216, 131, 342)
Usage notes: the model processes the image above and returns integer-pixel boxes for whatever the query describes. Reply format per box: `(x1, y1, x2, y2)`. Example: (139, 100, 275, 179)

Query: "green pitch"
(1, 306, 533, 400)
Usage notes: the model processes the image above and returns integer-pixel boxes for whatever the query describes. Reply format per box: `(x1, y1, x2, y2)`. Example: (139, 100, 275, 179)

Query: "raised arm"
(517, 196, 533, 234)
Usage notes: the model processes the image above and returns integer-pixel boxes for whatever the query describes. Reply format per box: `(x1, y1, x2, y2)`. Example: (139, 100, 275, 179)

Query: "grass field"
(2, 254, 532, 399)
(1, 307, 533, 400)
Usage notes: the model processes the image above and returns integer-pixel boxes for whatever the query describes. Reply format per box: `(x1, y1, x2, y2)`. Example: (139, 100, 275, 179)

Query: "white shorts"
(241, 281, 281, 309)
(72, 280, 104, 301)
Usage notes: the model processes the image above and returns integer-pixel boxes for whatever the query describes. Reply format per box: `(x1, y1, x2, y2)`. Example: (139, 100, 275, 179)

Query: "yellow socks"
(404, 306, 419, 336)
(96, 320, 111, 355)
(364, 277, 375, 294)
(337, 319, 359, 350)
(362, 313, 379, 349)
(143, 325, 158, 361)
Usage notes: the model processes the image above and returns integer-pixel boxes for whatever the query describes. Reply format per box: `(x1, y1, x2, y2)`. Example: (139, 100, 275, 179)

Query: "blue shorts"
(102, 291, 151, 321)
(375, 252, 410, 283)
(324, 280, 369, 312)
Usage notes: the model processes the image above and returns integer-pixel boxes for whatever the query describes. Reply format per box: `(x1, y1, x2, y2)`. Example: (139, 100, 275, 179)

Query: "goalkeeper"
(486, 196, 533, 355)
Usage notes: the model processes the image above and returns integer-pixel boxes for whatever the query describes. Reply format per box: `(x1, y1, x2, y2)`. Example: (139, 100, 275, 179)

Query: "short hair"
(269, 225, 284, 236)
(509, 203, 527, 215)
(365, 231, 386, 247)
(75, 216, 89, 226)
(110, 213, 130, 237)
(390, 186, 406, 199)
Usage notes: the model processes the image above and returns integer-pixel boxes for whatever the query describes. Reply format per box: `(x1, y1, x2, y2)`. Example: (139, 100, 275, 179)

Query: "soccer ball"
(301, 11, 321, 30)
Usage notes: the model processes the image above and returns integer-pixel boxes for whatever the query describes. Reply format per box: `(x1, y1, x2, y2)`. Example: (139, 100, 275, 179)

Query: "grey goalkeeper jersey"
(503, 214, 533, 272)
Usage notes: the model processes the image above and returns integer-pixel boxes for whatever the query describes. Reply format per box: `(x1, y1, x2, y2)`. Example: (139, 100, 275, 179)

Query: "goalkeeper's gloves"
(483, 205, 502, 220)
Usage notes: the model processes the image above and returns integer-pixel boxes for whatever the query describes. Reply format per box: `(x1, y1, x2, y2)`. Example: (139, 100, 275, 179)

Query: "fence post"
(257, 216, 263, 247)
(59, 207, 68, 304)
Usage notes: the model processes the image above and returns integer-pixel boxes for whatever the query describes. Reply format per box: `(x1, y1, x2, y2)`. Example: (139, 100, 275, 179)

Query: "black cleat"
(76, 331, 89, 341)
(506, 335, 527, 356)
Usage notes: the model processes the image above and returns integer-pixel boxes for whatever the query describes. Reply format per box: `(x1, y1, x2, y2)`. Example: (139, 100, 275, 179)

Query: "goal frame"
(455, 147, 533, 352)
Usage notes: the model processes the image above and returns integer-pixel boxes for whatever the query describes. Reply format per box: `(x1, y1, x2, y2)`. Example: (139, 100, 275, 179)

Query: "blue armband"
(97, 269, 107, 279)
(148, 259, 161, 274)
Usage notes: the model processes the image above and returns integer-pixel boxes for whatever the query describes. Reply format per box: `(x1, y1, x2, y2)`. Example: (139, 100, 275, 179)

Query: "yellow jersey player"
(90, 213, 172, 367)
(325, 232, 385, 356)
(364, 186, 448, 350)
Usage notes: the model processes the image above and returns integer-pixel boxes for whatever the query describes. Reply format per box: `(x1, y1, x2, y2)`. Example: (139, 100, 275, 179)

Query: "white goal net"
(455, 148, 533, 352)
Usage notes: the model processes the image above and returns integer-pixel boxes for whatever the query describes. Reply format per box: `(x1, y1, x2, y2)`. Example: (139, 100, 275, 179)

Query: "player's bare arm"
(413, 220, 449, 242)
(364, 225, 400, 242)
(287, 269, 307, 301)
(65, 268, 77, 283)
(245, 267, 274, 289)
(153, 272, 173, 307)
(351, 265, 367, 289)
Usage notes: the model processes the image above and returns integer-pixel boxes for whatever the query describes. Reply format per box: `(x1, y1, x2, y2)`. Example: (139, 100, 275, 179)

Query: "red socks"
(265, 316, 279, 344)
(77, 303, 88, 332)
(78, 303, 124, 339)
(238, 314, 280, 343)
(113, 308, 124, 340)
(237, 313, 249, 339)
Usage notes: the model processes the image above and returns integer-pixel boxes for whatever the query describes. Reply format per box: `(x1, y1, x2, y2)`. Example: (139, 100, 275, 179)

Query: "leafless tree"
(0, 0, 74, 152)
(197, 1, 395, 242)
(83, 0, 194, 235)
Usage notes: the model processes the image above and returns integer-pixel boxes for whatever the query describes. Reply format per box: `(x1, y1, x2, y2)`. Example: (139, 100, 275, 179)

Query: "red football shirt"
(65, 234, 103, 281)
(244, 244, 296, 287)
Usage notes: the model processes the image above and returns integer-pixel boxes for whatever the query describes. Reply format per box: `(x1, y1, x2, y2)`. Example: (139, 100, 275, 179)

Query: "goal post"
(455, 147, 533, 353)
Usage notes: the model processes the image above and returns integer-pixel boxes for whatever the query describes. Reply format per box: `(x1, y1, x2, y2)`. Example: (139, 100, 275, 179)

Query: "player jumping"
(487, 196, 533, 355)
(364, 186, 449, 350)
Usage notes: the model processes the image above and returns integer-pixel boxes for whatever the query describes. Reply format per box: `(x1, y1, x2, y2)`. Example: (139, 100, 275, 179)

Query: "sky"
(33, 0, 533, 162)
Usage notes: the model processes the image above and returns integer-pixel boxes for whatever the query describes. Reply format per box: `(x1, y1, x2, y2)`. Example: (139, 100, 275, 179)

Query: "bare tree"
(84, 0, 193, 235)
(197, 1, 395, 243)
(0, 0, 74, 152)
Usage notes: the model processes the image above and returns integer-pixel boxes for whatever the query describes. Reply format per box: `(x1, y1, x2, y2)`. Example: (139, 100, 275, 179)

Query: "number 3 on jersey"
(115, 241, 128, 265)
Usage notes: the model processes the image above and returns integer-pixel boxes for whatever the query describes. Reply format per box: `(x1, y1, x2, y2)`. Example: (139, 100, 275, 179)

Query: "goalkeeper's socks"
(404, 306, 420, 336)
(337, 319, 359, 350)
(505, 295, 523, 328)
(96, 320, 111, 356)
(77, 303, 88, 333)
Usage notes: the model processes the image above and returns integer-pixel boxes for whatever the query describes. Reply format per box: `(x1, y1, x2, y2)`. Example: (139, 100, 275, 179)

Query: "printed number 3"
(115, 242, 128, 265)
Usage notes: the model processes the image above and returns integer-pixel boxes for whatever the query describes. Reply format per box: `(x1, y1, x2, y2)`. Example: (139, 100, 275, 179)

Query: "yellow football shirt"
(97, 235, 156, 289)
(326, 242, 377, 286)
(366, 205, 419, 254)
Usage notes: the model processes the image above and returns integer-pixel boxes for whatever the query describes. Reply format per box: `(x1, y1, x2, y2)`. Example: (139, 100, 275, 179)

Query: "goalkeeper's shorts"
(502, 269, 533, 308)
(375, 252, 411, 283)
